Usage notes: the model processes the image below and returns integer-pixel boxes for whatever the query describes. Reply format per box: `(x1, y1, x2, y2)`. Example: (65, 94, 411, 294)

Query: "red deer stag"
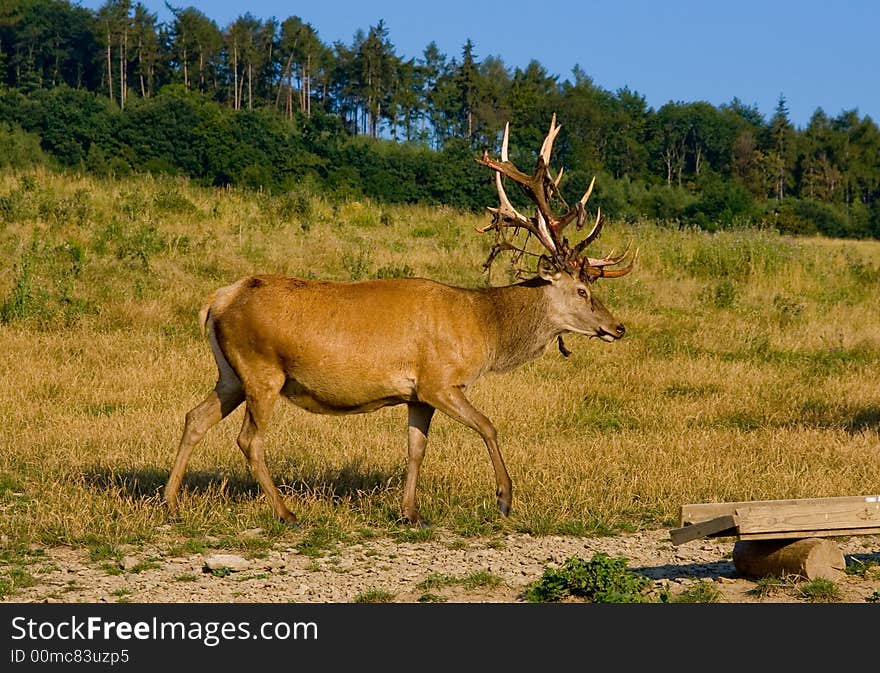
(164, 115, 637, 525)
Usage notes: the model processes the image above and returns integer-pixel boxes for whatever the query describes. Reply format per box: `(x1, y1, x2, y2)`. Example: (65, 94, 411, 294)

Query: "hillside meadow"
(2, 168, 880, 564)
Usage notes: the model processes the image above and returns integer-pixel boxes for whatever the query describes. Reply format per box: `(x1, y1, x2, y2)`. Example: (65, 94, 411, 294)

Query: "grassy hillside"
(2, 168, 880, 556)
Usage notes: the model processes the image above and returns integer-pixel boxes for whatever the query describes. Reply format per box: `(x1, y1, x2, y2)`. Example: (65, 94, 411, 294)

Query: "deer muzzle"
(594, 323, 625, 342)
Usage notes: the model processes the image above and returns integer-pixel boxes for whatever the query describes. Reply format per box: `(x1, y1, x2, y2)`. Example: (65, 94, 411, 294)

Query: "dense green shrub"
(0, 123, 50, 168)
(523, 553, 653, 603)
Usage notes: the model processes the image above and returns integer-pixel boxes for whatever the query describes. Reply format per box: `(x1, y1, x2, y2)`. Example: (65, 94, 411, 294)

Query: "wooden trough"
(669, 495, 880, 580)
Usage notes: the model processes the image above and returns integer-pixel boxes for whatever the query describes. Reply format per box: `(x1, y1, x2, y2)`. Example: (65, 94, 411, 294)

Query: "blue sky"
(77, 0, 878, 129)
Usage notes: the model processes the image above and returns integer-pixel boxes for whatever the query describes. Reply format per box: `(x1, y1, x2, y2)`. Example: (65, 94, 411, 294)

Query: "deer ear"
(537, 255, 561, 282)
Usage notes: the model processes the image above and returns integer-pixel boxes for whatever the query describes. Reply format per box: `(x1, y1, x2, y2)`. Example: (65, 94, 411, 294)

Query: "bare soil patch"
(6, 529, 880, 604)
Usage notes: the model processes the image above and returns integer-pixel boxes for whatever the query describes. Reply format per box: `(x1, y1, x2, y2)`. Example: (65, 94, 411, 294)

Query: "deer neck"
(482, 282, 560, 373)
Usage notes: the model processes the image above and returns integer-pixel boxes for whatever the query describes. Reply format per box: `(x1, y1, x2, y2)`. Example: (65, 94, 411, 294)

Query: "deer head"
(476, 114, 637, 352)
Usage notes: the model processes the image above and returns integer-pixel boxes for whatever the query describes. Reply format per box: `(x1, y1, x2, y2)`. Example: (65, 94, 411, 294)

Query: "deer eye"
(577, 288, 588, 298)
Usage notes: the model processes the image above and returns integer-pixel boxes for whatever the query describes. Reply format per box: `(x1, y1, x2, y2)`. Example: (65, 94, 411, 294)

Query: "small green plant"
(523, 553, 653, 603)
(128, 560, 161, 574)
(353, 588, 395, 603)
(411, 226, 435, 238)
(207, 566, 233, 578)
(751, 575, 793, 599)
(117, 223, 165, 268)
(0, 578, 14, 598)
(461, 570, 504, 590)
(417, 593, 447, 603)
(86, 540, 121, 563)
(671, 580, 724, 603)
(416, 571, 504, 592)
(0, 253, 46, 323)
(0, 566, 38, 598)
(709, 279, 737, 308)
(391, 526, 435, 543)
(111, 588, 133, 603)
(341, 251, 371, 280)
(845, 558, 880, 578)
(174, 574, 199, 582)
(867, 590, 880, 603)
(295, 523, 347, 557)
(100, 563, 123, 576)
(375, 263, 414, 279)
(275, 193, 312, 221)
(772, 293, 805, 326)
(797, 577, 841, 603)
(154, 191, 198, 215)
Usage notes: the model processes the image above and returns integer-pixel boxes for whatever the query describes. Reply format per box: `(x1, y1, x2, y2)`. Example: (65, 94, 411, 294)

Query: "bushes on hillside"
(0, 86, 877, 239)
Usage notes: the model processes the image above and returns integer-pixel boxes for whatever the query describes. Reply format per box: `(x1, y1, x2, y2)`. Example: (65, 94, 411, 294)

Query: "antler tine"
(569, 207, 604, 256)
(579, 175, 596, 207)
(534, 211, 557, 254)
(586, 240, 633, 267)
(555, 174, 597, 234)
(553, 166, 564, 187)
(583, 207, 603, 244)
(539, 113, 561, 166)
(492, 171, 531, 226)
(585, 247, 639, 280)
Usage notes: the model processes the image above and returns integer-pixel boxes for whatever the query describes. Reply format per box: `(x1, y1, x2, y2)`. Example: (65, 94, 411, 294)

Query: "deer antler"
(476, 114, 637, 282)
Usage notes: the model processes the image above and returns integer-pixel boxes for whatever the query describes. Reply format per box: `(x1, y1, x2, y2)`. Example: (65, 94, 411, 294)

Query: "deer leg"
(237, 386, 297, 524)
(402, 402, 435, 526)
(165, 383, 244, 516)
(423, 387, 513, 516)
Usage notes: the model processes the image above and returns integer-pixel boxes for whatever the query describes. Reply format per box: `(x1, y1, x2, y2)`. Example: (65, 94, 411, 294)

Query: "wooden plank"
(669, 515, 737, 546)
(738, 527, 880, 541)
(680, 494, 880, 526)
(735, 498, 880, 535)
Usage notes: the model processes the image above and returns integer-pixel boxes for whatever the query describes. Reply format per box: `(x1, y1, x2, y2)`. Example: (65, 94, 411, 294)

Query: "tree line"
(2, 0, 879, 238)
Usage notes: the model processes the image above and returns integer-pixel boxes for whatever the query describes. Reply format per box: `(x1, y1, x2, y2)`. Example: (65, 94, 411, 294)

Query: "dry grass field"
(2, 169, 880, 600)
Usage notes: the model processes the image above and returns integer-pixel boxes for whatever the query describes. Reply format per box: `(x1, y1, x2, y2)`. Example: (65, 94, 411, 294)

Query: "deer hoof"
(497, 498, 511, 516)
(399, 514, 430, 528)
(277, 511, 300, 527)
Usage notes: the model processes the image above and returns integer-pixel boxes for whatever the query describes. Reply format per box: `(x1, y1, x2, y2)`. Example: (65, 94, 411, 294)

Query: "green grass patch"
(671, 580, 724, 603)
(352, 588, 396, 603)
(100, 562, 123, 576)
(86, 540, 121, 563)
(295, 522, 348, 557)
(751, 576, 793, 599)
(416, 570, 504, 592)
(167, 538, 211, 557)
(797, 577, 842, 603)
(390, 526, 436, 543)
(128, 560, 161, 574)
(417, 592, 447, 603)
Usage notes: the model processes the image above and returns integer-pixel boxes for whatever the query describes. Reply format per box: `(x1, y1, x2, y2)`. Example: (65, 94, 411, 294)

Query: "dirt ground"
(6, 528, 880, 604)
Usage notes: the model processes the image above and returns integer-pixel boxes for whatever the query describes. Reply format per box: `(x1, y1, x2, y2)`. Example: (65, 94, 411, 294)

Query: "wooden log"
(732, 537, 845, 580)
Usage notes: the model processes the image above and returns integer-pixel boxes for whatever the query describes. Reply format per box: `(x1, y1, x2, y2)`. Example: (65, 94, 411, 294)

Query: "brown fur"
(165, 269, 626, 524)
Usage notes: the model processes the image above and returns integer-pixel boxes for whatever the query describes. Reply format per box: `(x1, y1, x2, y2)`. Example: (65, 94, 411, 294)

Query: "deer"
(164, 114, 637, 526)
